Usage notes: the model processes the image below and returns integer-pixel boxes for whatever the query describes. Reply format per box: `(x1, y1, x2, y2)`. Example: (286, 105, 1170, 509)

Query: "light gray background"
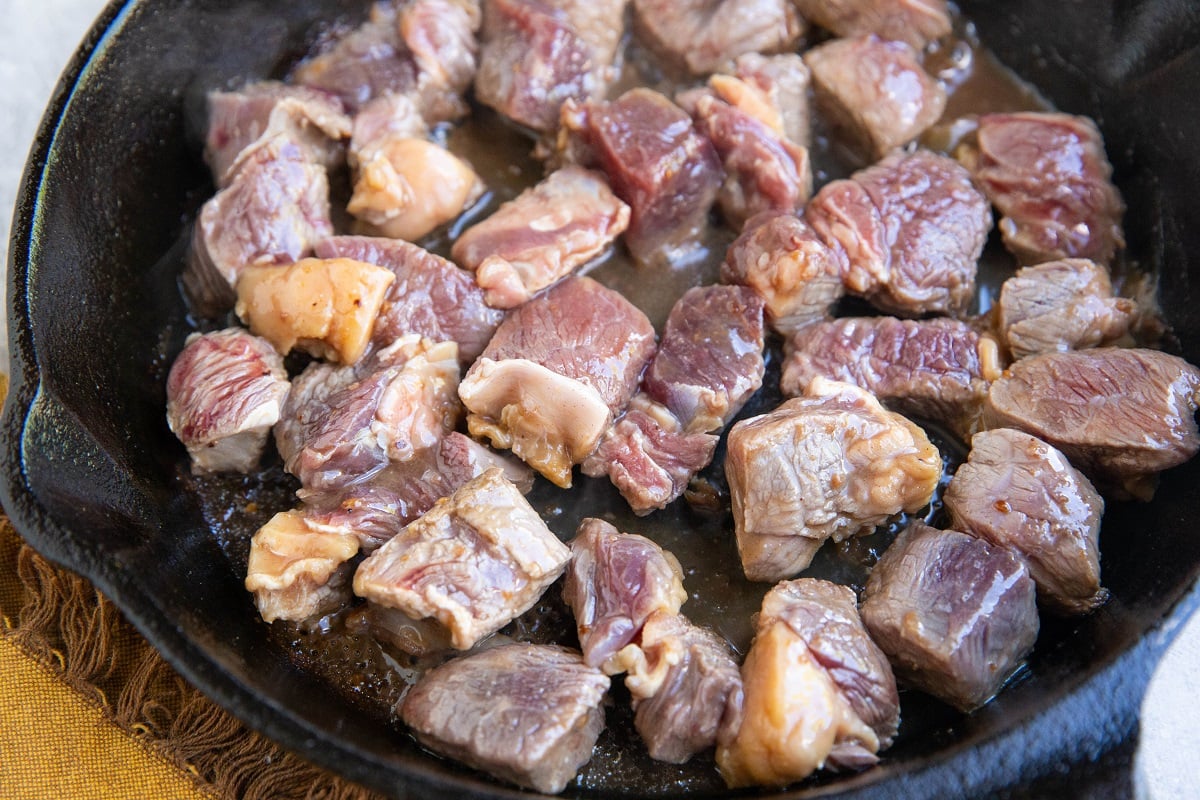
(1, 1, 1195, 796)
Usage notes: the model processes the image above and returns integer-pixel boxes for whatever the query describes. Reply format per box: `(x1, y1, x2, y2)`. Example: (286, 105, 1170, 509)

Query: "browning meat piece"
(563, 518, 688, 672)
(185, 134, 334, 317)
(244, 509, 360, 623)
(759, 579, 899, 750)
(725, 378, 942, 582)
(314, 235, 503, 363)
(806, 35, 946, 162)
(728, 52, 812, 149)
(620, 611, 743, 764)
(346, 94, 484, 241)
(861, 521, 1040, 712)
(945, 428, 1107, 615)
(166, 328, 290, 474)
(983, 348, 1200, 500)
(292, 0, 481, 121)
(235, 257, 395, 364)
(452, 166, 630, 308)
(792, 0, 952, 50)
(475, 0, 627, 132)
(782, 316, 1003, 434)
(686, 87, 812, 228)
(459, 276, 656, 487)
(997, 258, 1135, 360)
(274, 336, 461, 492)
(716, 579, 884, 787)
(353, 468, 571, 649)
(642, 285, 767, 434)
(721, 210, 846, 337)
(806, 149, 991, 316)
(558, 89, 723, 266)
(203, 81, 351, 188)
(958, 112, 1125, 265)
(400, 644, 610, 793)
(632, 0, 803, 76)
(579, 397, 719, 515)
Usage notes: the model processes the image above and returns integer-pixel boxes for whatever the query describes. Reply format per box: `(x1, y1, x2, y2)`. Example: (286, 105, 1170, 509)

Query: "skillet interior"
(3, 0, 1200, 796)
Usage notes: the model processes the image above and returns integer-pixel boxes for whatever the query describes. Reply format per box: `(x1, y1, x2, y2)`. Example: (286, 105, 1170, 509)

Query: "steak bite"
(203, 80, 351, 188)
(459, 276, 656, 487)
(563, 518, 688, 672)
(274, 336, 461, 493)
(185, 134, 334, 317)
(346, 94, 484, 242)
(292, 0, 481, 121)
(235, 257, 395, 365)
(721, 210, 846, 337)
(782, 316, 1003, 434)
(996, 258, 1135, 360)
(621, 611, 743, 764)
(861, 521, 1040, 712)
(716, 578, 889, 788)
(727, 52, 812, 149)
(632, 0, 804, 76)
(958, 111, 1125, 265)
(451, 166, 631, 308)
(166, 328, 290, 474)
(353, 468, 571, 650)
(945, 428, 1107, 615)
(244, 509, 360, 623)
(725, 378, 942, 582)
(791, 0, 952, 50)
(314, 235, 503, 364)
(983, 348, 1200, 500)
(806, 148, 991, 317)
(400, 644, 610, 794)
(558, 89, 724, 267)
(805, 35, 946, 162)
(475, 0, 627, 132)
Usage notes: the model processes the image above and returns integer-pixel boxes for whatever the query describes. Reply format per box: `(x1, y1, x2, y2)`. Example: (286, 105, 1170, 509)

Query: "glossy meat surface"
(792, 0, 951, 50)
(861, 521, 1040, 712)
(633, 0, 803, 76)
(244, 509, 360, 623)
(400, 644, 609, 793)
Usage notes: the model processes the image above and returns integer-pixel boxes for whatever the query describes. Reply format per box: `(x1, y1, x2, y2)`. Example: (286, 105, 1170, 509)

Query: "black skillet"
(4, 0, 1200, 797)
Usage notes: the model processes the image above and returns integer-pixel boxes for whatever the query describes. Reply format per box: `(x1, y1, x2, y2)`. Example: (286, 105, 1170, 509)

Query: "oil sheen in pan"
(177, 18, 1087, 797)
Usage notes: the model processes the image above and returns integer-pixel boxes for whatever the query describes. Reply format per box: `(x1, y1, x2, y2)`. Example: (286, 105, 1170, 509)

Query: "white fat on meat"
(245, 509, 360, 623)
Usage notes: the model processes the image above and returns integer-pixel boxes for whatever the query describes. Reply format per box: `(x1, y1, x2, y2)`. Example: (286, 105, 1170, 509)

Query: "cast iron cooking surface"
(4, 0, 1200, 797)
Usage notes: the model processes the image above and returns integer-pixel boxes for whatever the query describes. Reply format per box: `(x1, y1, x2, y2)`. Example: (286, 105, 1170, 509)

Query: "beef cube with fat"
(722, 210, 846, 337)
(166, 328, 290, 474)
(983, 348, 1200, 500)
(563, 518, 688, 672)
(452, 166, 630, 308)
(244, 509, 360, 623)
(459, 276, 656, 487)
(792, 0, 951, 50)
(782, 316, 1003, 434)
(716, 578, 888, 788)
(353, 468, 571, 649)
(315, 235, 504, 363)
(997, 258, 1135, 360)
(945, 428, 1107, 615)
(558, 89, 723, 267)
(861, 521, 1040, 712)
(725, 378, 942, 582)
(185, 135, 334, 316)
(805, 35, 945, 163)
(958, 112, 1125, 265)
(475, 0, 626, 132)
(400, 644, 610, 793)
(806, 148, 990, 317)
(203, 81, 351, 188)
(633, 0, 803, 76)
(620, 611, 743, 764)
(292, 0, 480, 122)
(727, 52, 812, 149)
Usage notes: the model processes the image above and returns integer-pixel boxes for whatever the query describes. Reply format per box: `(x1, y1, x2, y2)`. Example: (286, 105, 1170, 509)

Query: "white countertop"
(1, 2, 1197, 797)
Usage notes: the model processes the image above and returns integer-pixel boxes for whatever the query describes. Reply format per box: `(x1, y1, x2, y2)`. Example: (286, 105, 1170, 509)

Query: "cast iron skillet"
(4, 1, 1200, 797)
